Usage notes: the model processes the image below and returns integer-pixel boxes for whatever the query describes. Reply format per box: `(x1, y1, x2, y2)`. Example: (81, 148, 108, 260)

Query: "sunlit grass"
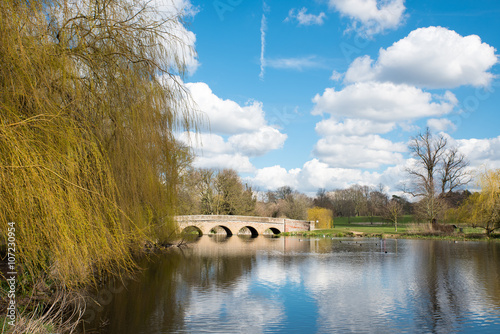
(284, 215, 492, 239)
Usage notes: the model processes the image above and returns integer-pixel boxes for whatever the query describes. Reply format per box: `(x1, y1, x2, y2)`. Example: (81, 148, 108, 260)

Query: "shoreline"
(281, 230, 500, 242)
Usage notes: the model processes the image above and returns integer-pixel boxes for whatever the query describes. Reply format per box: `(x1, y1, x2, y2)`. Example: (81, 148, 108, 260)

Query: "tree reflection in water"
(82, 237, 500, 333)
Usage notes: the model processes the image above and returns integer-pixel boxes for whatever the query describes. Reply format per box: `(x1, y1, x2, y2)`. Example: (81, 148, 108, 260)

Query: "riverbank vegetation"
(1, 0, 197, 332)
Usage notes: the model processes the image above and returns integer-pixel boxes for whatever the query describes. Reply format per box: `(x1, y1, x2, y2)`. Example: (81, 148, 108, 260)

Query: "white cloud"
(252, 166, 301, 190)
(313, 134, 406, 169)
(249, 159, 386, 193)
(228, 127, 287, 156)
(285, 7, 326, 26)
(312, 115, 405, 171)
(195, 153, 255, 173)
(186, 82, 267, 134)
(345, 27, 498, 88)
(266, 56, 327, 71)
(328, 0, 406, 36)
(178, 132, 255, 172)
(180, 82, 287, 173)
(312, 82, 457, 122)
(427, 118, 457, 132)
(178, 128, 286, 173)
(298, 159, 371, 191)
(315, 118, 395, 137)
(455, 136, 500, 170)
(330, 70, 343, 81)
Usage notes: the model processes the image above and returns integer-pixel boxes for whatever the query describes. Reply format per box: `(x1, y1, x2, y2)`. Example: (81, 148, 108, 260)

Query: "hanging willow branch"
(0, 0, 199, 292)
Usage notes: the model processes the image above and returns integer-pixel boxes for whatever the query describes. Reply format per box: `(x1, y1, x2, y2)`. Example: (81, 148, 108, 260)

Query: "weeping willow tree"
(455, 169, 500, 236)
(0, 0, 198, 294)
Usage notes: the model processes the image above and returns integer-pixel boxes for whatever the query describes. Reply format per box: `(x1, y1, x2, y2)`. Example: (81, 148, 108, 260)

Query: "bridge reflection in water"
(175, 215, 313, 237)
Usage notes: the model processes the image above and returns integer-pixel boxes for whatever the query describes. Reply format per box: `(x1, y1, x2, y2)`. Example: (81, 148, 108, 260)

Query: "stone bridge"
(175, 215, 313, 236)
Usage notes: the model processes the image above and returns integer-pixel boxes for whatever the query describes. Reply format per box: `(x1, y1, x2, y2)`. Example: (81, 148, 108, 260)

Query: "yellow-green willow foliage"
(0, 0, 198, 288)
(454, 169, 500, 236)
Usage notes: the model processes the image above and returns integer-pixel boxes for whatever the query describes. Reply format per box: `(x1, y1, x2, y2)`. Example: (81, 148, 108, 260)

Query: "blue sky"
(174, 0, 500, 195)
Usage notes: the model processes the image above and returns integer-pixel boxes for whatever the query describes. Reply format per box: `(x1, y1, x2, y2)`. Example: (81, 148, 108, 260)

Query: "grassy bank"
(281, 215, 497, 241)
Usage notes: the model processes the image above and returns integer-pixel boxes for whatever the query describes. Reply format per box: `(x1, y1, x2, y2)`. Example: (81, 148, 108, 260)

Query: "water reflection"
(82, 237, 500, 333)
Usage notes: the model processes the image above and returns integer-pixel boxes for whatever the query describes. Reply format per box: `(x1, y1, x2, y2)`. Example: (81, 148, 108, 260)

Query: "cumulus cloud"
(252, 166, 301, 191)
(345, 27, 498, 88)
(313, 118, 404, 169)
(186, 82, 267, 134)
(249, 159, 387, 193)
(313, 134, 406, 169)
(315, 118, 395, 137)
(328, 0, 406, 36)
(427, 118, 457, 132)
(297, 159, 371, 191)
(195, 153, 255, 173)
(455, 136, 500, 169)
(330, 70, 343, 81)
(179, 127, 286, 173)
(179, 132, 254, 172)
(228, 127, 287, 157)
(306, 26, 498, 187)
(285, 7, 327, 26)
(312, 82, 457, 122)
(179, 82, 287, 173)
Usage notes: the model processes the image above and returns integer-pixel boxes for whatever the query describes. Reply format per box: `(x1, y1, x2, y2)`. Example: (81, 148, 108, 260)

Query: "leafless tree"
(405, 128, 472, 223)
(440, 147, 472, 195)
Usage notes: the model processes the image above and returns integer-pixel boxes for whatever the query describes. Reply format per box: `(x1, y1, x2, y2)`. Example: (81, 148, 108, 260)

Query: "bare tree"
(440, 147, 472, 195)
(406, 128, 447, 196)
(368, 188, 389, 222)
(405, 128, 472, 223)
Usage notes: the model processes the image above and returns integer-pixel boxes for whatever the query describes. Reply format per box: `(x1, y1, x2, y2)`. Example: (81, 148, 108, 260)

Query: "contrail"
(259, 2, 269, 80)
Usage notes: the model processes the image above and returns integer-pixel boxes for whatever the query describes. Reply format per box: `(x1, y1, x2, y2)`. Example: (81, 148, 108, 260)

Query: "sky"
(171, 0, 500, 196)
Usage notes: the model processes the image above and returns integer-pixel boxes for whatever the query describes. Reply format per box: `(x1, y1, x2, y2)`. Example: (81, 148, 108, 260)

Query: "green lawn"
(325, 215, 413, 234)
(285, 215, 491, 239)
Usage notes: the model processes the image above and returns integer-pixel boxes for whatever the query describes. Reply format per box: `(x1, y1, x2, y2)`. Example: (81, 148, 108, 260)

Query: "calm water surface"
(83, 236, 500, 333)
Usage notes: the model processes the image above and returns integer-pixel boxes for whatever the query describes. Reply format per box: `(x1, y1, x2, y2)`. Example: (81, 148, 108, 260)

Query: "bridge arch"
(209, 225, 233, 236)
(264, 227, 281, 235)
(238, 226, 259, 237)
(181, 225, 203, 236)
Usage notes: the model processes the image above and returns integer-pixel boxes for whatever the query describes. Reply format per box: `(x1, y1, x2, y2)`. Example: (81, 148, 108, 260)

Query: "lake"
(82, 236, 500, 333)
